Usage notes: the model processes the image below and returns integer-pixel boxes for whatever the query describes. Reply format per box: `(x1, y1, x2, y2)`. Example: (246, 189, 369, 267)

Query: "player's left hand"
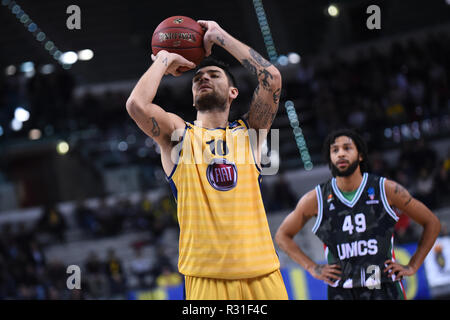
(197, 20, 226, 56)
(384, 259, 416, 281)
(151, 51, 195, 77)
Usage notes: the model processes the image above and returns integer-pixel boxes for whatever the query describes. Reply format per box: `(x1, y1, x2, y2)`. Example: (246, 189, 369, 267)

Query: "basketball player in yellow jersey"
(126, 20, 288, 300)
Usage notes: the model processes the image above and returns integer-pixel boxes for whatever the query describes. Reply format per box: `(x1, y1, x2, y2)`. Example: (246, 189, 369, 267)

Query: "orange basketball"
(151, 16, 205, 71)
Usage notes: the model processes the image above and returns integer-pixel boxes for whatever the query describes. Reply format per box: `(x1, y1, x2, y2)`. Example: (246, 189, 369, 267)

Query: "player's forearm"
(127, 53, 171, 109)
(218, 33, 281, 131)
(408, 216, 441, 272)
(216, 31, 281, 89)
(276, 233, 317, 272)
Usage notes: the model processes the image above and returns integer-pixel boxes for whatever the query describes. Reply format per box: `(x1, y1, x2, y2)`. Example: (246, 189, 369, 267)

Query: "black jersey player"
(276, 129, 441, 300)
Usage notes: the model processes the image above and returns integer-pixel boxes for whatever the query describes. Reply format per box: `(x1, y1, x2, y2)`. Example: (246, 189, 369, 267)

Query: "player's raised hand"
(151, 50, 196, 77)
(197, 20, 227, 56)
(308, 263, 342, 286)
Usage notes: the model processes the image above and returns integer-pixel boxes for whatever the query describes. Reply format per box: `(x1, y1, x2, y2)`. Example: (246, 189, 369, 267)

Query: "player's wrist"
(306, 263, 317, 275)
(214, 30, 232, 47)
(407, 263, 418, 274)
(155, 51, 177, 69)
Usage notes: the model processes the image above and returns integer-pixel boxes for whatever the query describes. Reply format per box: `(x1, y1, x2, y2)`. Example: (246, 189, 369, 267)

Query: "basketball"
(151, 16, 205, 71)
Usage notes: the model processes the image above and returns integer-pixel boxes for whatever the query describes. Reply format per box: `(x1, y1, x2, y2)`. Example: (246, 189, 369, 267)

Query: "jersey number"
(206, 138, 229, 156)
(342, 213, 366, 235)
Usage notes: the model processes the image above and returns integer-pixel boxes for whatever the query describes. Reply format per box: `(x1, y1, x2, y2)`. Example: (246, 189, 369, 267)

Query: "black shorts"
(327, 281, 406, 300)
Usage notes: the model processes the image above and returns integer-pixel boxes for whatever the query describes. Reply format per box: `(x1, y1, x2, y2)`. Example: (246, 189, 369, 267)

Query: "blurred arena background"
(0, 0, 449, 300)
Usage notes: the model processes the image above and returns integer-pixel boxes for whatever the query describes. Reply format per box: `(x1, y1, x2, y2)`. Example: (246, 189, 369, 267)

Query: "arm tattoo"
(249, 48, 272, 68)
(250, 94, 276, 128)
(394, 183, 408, 196)
(404, 197, 413, 206)
(150, 117, 160, 137)
(216, 36, 225, 46)
(242, 59, 257, 76)
(244, 50, 279, 128)
(273, 88, 281, 104)
(161, 57, 168, 67)
(314, 265, 324, 276)
(254, 83, 260, 95)
(243, 56, 274, 90)
(394, 182, 413, 206)
(258, 69, 274, 90)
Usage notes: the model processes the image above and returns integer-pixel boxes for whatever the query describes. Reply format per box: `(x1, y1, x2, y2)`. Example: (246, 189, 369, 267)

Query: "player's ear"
(229, 87, 238, 100)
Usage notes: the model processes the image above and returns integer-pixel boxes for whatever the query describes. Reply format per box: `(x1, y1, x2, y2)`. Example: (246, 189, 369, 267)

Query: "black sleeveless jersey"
(312, 173, 400, 288)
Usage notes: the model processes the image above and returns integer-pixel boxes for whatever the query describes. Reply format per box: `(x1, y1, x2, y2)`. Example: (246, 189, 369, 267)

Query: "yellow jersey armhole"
(238, 117, 262, 174)
(166, 123, 189, 182)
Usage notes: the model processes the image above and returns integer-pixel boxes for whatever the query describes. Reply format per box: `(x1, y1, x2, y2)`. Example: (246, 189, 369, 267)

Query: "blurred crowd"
(285, 31, 449, 150)
(72, 192, 178, 241)
(0, 192, 180, 299)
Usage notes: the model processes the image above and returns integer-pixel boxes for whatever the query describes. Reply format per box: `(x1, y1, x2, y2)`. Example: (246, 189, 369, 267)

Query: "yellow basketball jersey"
(167, 118, 280, 279)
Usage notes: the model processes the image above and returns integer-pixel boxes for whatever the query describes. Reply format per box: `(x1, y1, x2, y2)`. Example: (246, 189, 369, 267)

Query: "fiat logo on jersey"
(206, 158, 238, 191)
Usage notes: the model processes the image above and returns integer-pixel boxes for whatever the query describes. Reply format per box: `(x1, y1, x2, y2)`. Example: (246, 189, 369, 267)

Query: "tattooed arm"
(384, 179, 441, 278)
(197, 20, 281, 134)
(126, 50, 194, 174)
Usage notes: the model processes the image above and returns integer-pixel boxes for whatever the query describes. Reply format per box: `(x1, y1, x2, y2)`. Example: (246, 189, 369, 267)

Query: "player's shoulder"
(300, 188, 318, 205)
(382, 177, 401, 194)
(295, 189, 319, 217)
(379, 177, 413, 202)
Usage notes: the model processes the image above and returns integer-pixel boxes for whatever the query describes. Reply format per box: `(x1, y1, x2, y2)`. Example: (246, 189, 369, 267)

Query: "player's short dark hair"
(196, 57, 237, 87)
(322, 129, 370, 174)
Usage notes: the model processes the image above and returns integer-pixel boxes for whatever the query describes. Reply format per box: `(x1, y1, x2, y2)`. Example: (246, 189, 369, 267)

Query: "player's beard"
(331, 159, 360, 177)
(194, 90, 227, 112)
